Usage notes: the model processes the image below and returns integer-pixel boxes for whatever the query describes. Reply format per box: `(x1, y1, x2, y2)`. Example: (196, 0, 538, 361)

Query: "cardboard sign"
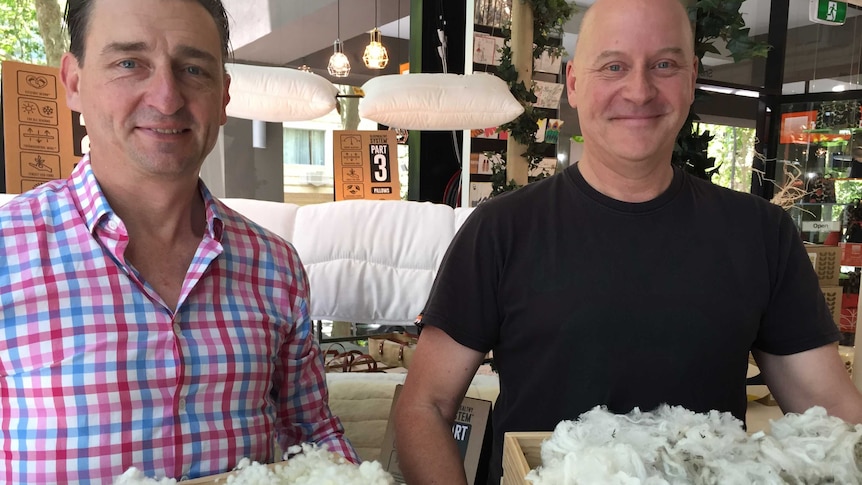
(333, 130, 400, 201)
(379, 385, 493, 485)
(2, 61, 84, 194)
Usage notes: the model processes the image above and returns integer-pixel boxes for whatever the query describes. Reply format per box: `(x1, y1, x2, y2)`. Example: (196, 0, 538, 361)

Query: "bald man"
(393, 0, 862, 483)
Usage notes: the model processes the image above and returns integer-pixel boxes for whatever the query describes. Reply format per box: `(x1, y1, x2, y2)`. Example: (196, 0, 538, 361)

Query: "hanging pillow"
(225, 63, 338, 122)
(359, 72, 524, 131)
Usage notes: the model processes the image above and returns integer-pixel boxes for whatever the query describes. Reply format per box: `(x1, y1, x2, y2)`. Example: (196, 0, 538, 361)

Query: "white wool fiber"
(113, 468, 177, 485)
(115, 443, 399, 485)
(525, 405, 862, 485)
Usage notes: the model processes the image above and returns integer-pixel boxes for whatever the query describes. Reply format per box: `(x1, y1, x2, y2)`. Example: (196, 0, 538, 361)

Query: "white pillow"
(225, 63, 338, 122)
(359, 73, 524, 130)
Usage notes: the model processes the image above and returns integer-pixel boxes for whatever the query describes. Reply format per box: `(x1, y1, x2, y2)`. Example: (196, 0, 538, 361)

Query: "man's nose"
(146, 68, 185, 115)
(623, 68, 658, 105)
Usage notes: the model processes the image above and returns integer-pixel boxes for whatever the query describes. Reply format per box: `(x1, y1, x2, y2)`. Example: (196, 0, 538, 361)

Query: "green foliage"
(701, 123, 756, 191)
(673, 1, 772, 181)
(493, 0, 576, 196)
(0, 0, 47, 69)
(691, 0, 771, 72)
(490, 153, 521, 196)
(675, 113, 720, 182)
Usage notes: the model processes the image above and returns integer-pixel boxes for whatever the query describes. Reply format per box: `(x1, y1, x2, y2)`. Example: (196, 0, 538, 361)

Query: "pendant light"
(328, 0, 351, 77)
(297, 57, 312, 73)
(362, 0, 389, 69)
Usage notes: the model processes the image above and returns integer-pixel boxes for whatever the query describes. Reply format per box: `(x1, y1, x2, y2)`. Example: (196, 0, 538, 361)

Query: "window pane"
(782, 1, 862, 94)
(698, 123, 757, 192)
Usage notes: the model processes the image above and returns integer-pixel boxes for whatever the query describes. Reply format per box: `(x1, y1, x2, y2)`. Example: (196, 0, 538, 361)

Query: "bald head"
(574, 0, 694, 68)
(562, 0, 698, 179)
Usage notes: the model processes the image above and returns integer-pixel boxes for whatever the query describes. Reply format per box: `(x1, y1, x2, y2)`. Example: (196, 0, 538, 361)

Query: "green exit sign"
(810, 0, 847, 25)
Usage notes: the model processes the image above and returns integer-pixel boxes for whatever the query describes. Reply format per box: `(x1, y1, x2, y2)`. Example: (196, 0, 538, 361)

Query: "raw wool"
(526, 405, 862, 485)
(225, 444, 396, 485)
(114, 444, 398, 485)
(114, 469, 177, 485)
(755, 407, 862, 483)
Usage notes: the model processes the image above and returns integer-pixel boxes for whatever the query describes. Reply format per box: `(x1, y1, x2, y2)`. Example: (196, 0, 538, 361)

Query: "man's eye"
(118, 60, 136, 69)
(607, 64, 622, 72)
(656, 61, 672, 69)
(186, 66, 203, 75)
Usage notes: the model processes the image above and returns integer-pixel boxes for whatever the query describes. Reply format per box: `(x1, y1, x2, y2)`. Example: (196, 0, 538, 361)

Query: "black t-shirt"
(421, 163, 839, 485)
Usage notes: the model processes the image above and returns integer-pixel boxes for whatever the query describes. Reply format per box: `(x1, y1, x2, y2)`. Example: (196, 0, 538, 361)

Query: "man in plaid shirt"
(0, 0, 358, 482)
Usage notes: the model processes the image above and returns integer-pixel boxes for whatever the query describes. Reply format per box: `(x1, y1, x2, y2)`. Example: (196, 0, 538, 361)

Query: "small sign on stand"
(2, 61, 85, 194)
(333, 130, 400, 201)
(378, 385, 493, 485)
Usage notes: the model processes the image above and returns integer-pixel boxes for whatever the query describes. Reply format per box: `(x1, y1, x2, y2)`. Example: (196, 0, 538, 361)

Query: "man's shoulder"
(685, 173, 780, 211)
(213, 199, 300, 260)
(0, 180, 75, 223)
(473, 170, 570, 216)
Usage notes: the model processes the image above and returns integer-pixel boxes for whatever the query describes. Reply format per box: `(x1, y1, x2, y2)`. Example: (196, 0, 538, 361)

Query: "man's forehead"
(86, 1, 221, 57)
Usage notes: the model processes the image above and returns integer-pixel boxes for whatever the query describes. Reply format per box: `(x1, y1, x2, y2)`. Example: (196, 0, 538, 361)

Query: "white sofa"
(0, 192, 496, 461)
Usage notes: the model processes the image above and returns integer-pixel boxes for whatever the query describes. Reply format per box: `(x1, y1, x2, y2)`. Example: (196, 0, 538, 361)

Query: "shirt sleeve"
(421, 203, 502, 352)
(754, 209, 841, 354)
(273, 261, 361, 463)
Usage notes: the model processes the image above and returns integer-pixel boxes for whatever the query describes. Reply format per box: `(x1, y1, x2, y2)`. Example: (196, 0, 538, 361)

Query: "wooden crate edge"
(502, 432, 550, 485)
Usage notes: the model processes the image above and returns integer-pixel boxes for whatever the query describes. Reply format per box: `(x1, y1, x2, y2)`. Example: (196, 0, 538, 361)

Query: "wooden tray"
(501, 432, 550, 485)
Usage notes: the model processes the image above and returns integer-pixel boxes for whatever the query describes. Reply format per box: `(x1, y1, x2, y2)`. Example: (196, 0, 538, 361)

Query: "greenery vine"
(492, 0, 576, 196)
(673, 0, 771, 181)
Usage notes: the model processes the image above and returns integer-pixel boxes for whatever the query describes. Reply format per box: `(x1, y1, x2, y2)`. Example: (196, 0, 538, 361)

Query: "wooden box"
(805, 244, 841, 286)
(502, 432, 551, 485)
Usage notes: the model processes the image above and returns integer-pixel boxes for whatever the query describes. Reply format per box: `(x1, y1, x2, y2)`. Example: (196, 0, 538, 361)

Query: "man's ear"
(565, 60, 577, 109)
(60, 52, 83, 112)
(690, 56, 698, 103)
(220, 72, 231, 126)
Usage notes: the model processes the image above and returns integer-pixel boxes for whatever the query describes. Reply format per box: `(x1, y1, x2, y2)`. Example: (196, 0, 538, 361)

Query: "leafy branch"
(492, 0, 576, 196)
(674, 0, 771, 181)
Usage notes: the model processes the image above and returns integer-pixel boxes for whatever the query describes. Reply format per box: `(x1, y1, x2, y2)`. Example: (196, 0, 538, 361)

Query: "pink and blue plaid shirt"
(0, 156, 358, 483)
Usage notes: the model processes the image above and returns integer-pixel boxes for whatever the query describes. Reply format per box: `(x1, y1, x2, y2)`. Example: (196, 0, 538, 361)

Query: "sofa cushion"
(0, 193, 19, 207)
(220, 198, 300, 243)
(293, 200, 466, 325)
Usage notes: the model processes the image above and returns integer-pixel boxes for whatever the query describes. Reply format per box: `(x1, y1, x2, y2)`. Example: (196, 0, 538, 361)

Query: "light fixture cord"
(337, 0, 341, 39)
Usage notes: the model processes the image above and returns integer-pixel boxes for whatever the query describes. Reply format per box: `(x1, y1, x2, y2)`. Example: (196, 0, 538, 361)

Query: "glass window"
(697, 123, 757, 192)
(778, 98, 862, 244)
(283, 128, 326, 166)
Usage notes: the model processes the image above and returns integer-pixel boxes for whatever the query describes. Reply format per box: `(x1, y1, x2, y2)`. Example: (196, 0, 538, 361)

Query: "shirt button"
(107, 219, 119, 231)
(178, 397, 187, 409)
(173, 323, 182, 336)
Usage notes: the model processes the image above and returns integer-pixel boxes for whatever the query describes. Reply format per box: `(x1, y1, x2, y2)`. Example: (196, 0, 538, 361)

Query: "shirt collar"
(70, 155, 224, 241)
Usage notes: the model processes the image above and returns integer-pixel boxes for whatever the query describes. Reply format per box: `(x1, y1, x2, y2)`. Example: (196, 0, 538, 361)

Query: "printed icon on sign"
(342, 167, 363, 182)
(29, 155, 51, 172)
(23, 127, 55, 143)
(17, 70, 57, 98)
(341, 151, 362, 166)
(344, 184, 365, 199)
(18, 98, 59, 125)
(19, 125, 60, 152)
(22, 101, 38, 115)
(26, 75, 48, 90)
(20, 152, 60, 178)
(340, 134, 362, 150)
